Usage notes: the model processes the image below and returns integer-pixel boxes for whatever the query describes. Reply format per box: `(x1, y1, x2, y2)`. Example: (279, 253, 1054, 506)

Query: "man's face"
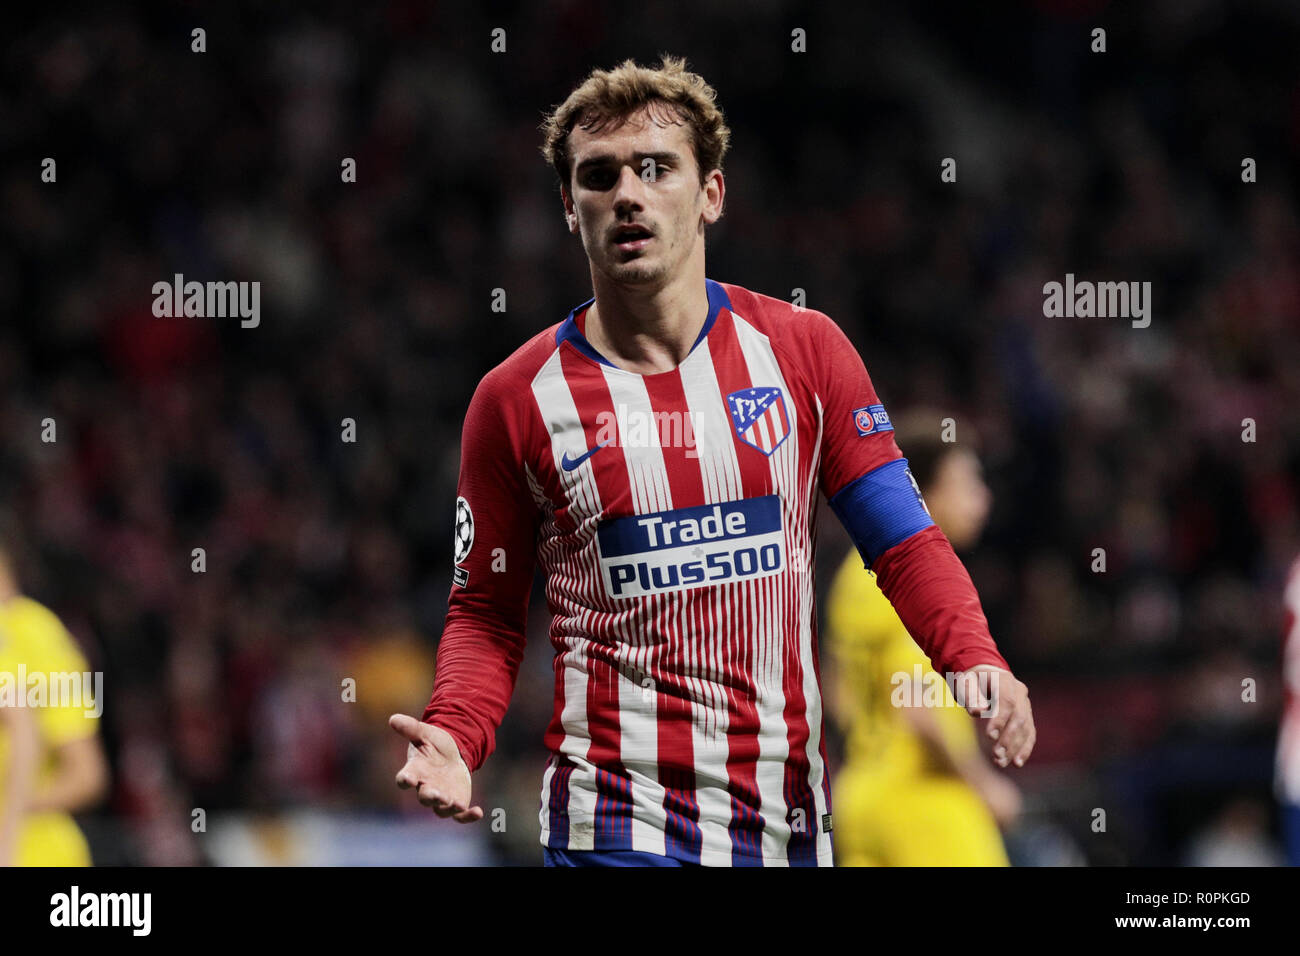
(562, 103, 723, 287)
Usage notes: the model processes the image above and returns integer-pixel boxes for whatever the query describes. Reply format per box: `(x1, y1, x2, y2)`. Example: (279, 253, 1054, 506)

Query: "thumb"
(956, 671, 990, 715)
(388, 713, 430, 745)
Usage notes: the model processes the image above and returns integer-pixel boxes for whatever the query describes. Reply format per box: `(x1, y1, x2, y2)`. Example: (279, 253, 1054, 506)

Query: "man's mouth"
(613, 226, 654, 250)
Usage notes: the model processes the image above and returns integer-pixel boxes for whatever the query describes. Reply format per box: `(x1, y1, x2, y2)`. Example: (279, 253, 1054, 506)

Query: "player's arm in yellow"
(827, 552, 1022, 825)
(26, 736, 108, 815)
(24, 611, 109, 815)
(894, 688, 1022, 826)
(862, 596, 1019, 822)
(0, 698, 39, 867)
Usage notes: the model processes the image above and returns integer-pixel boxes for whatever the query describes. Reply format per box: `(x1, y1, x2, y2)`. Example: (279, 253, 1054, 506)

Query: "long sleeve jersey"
(423, 278, 1008, 866)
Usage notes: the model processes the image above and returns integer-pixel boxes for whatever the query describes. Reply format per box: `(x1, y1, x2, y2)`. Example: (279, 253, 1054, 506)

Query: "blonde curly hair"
(539, 53, 731, 191)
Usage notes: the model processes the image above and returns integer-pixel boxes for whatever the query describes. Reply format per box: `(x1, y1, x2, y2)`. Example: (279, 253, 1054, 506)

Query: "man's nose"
(612, 164, 646, 211)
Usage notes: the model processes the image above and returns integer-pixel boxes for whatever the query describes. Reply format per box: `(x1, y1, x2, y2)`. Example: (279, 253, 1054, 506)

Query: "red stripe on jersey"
(642, 370, 701, 813)
(707, 312, 778, 498)
(685, 309, 767, 845)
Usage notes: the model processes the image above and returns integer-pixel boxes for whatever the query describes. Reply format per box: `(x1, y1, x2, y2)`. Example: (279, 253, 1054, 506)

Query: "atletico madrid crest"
(727, 386, 790, 456)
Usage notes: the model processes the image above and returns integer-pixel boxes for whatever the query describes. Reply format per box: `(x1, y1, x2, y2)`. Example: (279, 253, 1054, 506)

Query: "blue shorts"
(543, 848, 696, 867)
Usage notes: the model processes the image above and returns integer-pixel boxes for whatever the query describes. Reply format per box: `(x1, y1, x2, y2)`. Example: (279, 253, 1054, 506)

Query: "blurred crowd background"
(2, 0, 1298, 865)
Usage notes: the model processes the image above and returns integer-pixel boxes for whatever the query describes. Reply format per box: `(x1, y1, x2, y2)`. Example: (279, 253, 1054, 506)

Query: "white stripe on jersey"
(678, 337, 749, 864)
(803, 395, 829, 830)
(531, 349, 599, 847)
(729, 313, 798, 863)
(733, 310, 831, 865)
(600, 368, 673, 854)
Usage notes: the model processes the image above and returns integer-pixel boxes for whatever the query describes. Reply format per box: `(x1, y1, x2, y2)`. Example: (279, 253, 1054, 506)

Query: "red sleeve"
(420, 368, 541, 772)
(808, 310, 904, 499)
(806, 309, 1010, 676)
(872, 526, 1010, 675)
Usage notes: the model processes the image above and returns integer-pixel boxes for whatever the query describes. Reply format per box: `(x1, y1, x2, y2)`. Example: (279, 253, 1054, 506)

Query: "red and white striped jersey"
(423, 278, 1006, 865)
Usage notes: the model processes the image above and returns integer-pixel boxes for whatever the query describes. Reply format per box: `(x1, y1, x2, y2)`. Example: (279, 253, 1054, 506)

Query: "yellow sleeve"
(10, 600, 99, 748)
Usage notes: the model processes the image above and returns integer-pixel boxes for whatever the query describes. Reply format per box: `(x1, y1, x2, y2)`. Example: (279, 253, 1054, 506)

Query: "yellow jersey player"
(826, 413, 1022, 866)
(0, 545, 109, 866)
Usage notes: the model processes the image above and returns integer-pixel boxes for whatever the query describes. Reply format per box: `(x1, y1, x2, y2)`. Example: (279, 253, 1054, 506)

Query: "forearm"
(872, 524, 1009, 676)
(899, 700, 989, 784)
(26, 779, 89, 814)
(421, 615, 526, 773)
(25, 739, 108, 814)
(428, 368, 541, 773)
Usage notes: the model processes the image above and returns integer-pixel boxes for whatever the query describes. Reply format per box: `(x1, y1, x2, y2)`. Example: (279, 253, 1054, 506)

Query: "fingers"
(990, 706, 1022, 766)
(394, 736, 425, 788)
(397, 761, 481, 820)
(415, 780, 482, 821)
(452, 805, 486, 824)
(990, 714, 1020, 767)
(394, 759, 419, 790)
(978, 670, 1015, 737)
(416, 780, 454, 814)
(964, 670, 1036, 768)
(1010, 705, 1037, 767)
(392, 715, 482, 820)
(955, 671, 990, 716)
(989, 700, 1036, 768)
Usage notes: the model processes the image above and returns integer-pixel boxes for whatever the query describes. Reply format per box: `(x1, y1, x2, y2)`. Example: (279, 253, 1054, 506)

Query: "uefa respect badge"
(852, 404, 893, 436)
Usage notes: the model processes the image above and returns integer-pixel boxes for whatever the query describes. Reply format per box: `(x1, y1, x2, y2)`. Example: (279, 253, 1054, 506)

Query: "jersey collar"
(555, 278, 732, 370)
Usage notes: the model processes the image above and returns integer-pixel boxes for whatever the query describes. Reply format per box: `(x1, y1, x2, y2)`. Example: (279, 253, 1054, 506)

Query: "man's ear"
(561, 185, 578, 233)
(701, 169, 725, 225)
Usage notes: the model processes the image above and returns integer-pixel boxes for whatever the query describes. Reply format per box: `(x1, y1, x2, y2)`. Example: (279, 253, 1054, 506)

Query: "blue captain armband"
(828, 458, 935, 569)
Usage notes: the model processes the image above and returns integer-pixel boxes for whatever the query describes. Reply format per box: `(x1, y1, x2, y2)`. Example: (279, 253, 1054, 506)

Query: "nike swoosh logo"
(561, 441, 609, 471)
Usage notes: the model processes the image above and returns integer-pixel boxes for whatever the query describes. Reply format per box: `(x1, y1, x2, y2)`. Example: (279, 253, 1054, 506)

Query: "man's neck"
(584, 268, 710, 375)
